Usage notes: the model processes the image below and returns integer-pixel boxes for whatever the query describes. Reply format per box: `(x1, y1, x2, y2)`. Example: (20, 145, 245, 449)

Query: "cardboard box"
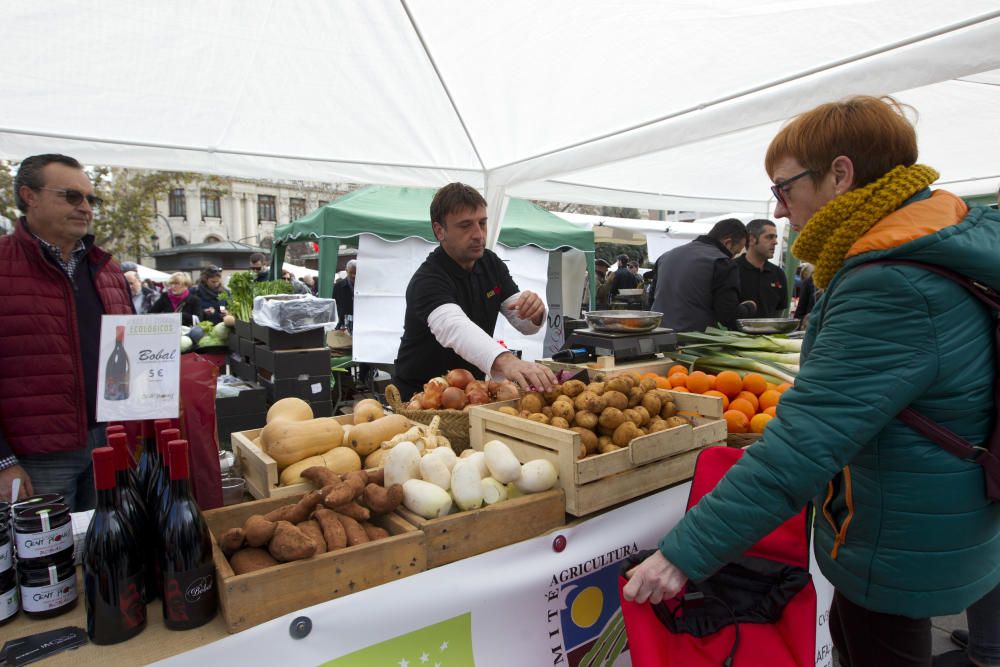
(469, 391, 727, 516)
(254, 346, 329, 379)
(205, 494, 425, 633)
(252, 322, 326, 350)
(309, 397, 333, 418)
(238, 337, 256, 364)
(217, 412, 267, 452)
(233, 319, 253, 341)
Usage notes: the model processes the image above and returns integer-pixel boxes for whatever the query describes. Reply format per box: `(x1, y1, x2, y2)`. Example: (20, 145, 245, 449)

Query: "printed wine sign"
(96, 314, 181, 421)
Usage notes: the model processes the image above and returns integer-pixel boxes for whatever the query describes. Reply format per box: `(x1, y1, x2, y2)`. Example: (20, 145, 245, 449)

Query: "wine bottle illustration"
(104, 325, 130, 400)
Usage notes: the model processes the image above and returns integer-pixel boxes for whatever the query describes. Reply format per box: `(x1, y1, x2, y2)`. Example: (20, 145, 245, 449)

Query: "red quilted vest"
(0, 220, 132, 455)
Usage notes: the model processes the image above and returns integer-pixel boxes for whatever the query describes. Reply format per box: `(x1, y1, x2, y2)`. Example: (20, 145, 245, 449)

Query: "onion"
(440, 386, 468, 410)
(494, 381, 520, 402)
(466, 389, 490, 405)
(424, 377, 449, 394)
(419, 391, 442, 409)
(465, 380, 488, 396)
(446, 368, 475, 390)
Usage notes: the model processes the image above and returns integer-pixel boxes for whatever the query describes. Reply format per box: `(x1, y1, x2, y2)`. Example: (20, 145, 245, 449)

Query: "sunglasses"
(38, 187, 103, 208)
(769, 169, 812, 207)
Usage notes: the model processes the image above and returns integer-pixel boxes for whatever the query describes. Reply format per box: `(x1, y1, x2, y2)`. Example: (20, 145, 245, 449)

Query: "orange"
(729, 398, 756, 421)
(765, 382, 777, 392)
(654, 375, 672, 389)
(715, 371, 743, 399)
(672, 386, 690, 393)
(750, 413, 773, 434)
(685, 371, 712, 394)
(668, 372, 689, 388)
(776, 382, 792, 394)
(724, 410, 750, 434)
(737, 391, 759, 411)
(763, 406, 778, 418)
(704, 390, 730, 410)
(742, 373, 768, 396)
(758, 390, 782, 411)
(642, 371, 658, 380)
(667, 364, 688, 376)
(705, 374, 717, 390)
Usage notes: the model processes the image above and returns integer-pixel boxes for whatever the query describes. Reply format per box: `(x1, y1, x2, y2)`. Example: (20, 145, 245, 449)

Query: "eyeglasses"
(770, 169, 812, 207)
(38, 187, 103, 208)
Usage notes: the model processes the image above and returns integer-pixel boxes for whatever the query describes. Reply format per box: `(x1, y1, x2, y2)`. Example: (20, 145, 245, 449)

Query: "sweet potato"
(322, 480, 356, 508)
(313, 508, 348, 550)
(335, 512, 370, 547)
(361, 521, 390, 541)
(363, 482, 403, 514)
(343, 470, 368, 497)
(366, 468, 385, 486)
(301, 466, 342, 488)
(230, 548, 279, 575)
(331, 501, 370, 521)
(297, 519, 327, 555)
(268, 521, 317, 562)
(264, 489, 324, 524)
(219, 527, 245, 555)
(243, 515, 277, 547)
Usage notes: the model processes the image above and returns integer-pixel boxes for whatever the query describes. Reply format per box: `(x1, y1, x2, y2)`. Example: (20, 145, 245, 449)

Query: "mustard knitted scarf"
(791, 164, 939, 288)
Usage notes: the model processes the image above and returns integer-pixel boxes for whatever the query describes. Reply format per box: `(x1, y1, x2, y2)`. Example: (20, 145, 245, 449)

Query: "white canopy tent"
(1, 2, 998, 234)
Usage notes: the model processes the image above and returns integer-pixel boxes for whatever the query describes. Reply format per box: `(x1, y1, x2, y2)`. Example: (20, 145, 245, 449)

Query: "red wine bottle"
(107, 433, 152, 604)
(146, 427, 179, 513)
(83, 447, 147, 644)
(160, 440, 217, 630)
(136, 420, 170, 499)
(103, 325, 130, 401)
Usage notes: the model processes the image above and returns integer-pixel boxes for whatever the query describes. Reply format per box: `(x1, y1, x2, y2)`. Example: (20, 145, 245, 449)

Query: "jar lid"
(11, 494, 64, 510)
(13, 502, 71, 525)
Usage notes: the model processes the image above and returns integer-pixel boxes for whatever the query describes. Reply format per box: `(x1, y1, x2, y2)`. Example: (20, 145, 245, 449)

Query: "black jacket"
(150, 291, 202, 326)
(332, 277, 354, 330)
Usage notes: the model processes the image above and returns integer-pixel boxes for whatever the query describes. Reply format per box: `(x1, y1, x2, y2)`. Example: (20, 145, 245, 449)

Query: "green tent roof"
(274, 185, 593, 253)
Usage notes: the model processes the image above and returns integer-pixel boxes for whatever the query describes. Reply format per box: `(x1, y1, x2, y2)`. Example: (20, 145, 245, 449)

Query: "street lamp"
(154, 212, 176, 248)
(150, 234, 160, 251)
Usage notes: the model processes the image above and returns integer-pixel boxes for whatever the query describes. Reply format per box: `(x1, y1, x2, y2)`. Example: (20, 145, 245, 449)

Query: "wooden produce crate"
(204, 493, 425, 633)
(397, 489, 566, 568)
(469, 391, 726, 516)
(540, 356, 672, 379)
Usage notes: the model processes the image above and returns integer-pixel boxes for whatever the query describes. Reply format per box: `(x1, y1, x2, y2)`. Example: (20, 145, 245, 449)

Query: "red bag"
(179, 354, 223, 510)
(618, 446, 816, 667)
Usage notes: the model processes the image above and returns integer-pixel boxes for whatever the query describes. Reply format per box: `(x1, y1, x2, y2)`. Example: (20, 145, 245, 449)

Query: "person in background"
(737, 218, 788, 318)
(333, 259, 357, 331)
(301, 274, 318, 295)
(0, 153, 132, 510)
(150, 271, 202, 326)
(124, 269, 155, 314)
(793, 262, 817, 324)
(627, 260, 640, 276)
(609, 253, 640, 299)
(281, 269, 310, 294)
(650, 218, 755, 332)
(624, 95, 1000, 667)
(249, 252, 269, 282)
(594, 258, 612, 309)
(193, 265, 229, 324)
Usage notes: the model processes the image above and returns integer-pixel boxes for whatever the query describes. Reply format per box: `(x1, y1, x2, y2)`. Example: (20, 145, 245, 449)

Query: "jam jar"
(10, 494, 65, 513)
(0, 509, 11, 574)
(14, 503, 73, 565)
(18, 557, 77, 619)
(0, 567, 17, 626)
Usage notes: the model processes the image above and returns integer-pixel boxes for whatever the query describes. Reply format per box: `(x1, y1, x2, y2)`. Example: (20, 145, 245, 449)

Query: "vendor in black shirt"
(736, 219, 788, 318)
(393, 183, 557, 400)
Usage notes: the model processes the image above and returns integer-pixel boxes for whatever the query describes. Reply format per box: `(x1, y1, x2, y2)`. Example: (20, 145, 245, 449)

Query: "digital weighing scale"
(566, 327, 677, 363)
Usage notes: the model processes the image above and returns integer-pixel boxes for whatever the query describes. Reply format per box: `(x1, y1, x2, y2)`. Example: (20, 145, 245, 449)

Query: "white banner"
(96, 314, 181, 421)
(492, 244, 549, 362)
(156, 482, 832, 666)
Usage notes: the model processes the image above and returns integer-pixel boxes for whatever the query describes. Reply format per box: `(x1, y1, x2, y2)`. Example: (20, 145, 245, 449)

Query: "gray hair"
(346, 259, 357, 271)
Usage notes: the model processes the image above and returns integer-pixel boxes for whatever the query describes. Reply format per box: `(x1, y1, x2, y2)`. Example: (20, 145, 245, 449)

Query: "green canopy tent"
(271, 185, 597, 309)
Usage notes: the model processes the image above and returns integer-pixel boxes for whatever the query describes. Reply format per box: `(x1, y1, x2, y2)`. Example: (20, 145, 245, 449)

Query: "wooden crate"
(204, 493, 425, 633)
(469, 391, 726, 516)
(397, 489, 566, 568)
(540, 356, 672, 378)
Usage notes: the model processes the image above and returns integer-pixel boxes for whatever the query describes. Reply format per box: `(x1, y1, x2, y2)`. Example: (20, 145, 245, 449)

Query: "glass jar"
(11, 494, 65, 513)
(18, 555, 77, 619)
(0, 567, 17, 626)
(14, 503, 73, 565)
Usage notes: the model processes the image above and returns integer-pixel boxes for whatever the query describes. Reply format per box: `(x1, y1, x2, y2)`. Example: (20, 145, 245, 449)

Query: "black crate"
(238, 337, 256, 364)
(309, 397, 333, 418)
(227, 333, 241, 354)
(233, 319, 253, 340)
(217, 411, 268, 451)
(252, 322, 325, 351)
(258, 373, 331, 404)
(215, 385, 268, 418)
(228, 356, 257, 383)
(254, 346, 329, 379)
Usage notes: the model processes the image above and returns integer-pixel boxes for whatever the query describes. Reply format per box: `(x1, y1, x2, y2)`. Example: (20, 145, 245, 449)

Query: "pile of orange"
(651, 366, 791, 435)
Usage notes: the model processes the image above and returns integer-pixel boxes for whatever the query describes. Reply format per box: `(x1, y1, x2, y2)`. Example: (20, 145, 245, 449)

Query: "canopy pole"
(318, 238, 339, 299)
(484, 182, 510, 251)
(587, 252, 597, 312)
(270, 244, 287, 282)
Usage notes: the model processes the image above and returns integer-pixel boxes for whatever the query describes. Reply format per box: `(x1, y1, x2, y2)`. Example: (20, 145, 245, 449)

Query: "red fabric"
(0, 221, 132, 456)
(179, 354, 223, 509)
(620, 446, 816, 667)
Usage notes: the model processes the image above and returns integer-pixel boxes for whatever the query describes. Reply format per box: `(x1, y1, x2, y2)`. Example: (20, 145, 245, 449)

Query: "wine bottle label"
(15, 522, 73, 559)
(163, 562, 217, 623)
(0, 585, 18, 621)
(85, 569, 147, 631)
(21, 575, 77, 612)
(0, 541, 12, 573)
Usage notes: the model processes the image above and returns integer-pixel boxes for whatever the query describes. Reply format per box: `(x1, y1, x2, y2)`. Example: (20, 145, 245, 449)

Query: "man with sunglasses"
(0, 154, 132, 511)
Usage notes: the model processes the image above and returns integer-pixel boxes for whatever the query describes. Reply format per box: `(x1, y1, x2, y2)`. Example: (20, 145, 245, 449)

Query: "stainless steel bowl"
(582, 310, 663, 333)
(737, 318, 801, 334)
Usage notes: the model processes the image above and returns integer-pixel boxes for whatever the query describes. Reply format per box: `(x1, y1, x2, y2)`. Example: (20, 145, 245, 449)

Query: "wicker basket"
(385, 385, 472, 453)
(726, 432, 762, 448)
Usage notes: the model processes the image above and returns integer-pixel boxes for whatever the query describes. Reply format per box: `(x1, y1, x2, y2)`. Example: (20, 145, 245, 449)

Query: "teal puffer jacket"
(660, 189, 1000, 618)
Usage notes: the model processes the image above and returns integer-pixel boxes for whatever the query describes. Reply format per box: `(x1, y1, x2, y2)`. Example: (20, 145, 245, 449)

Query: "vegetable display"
(226, 271, 293, 322)
(405, 371, 520, 410)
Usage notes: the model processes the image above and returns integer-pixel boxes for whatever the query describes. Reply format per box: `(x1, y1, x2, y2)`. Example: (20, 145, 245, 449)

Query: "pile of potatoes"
(499, 375, 689, 459)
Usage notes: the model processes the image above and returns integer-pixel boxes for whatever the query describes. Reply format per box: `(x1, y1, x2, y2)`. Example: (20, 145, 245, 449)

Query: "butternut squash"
(261, 417, 345, 468)
(266, 397, 314, 425)
(279, 447, 362, 486)
(345, 414, 412, 457)
(352, 398, 385, 423)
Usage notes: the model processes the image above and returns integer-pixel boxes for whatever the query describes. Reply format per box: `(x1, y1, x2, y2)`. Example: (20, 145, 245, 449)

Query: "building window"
(168, 188, 186, 217)
(260, 237, 274, 249)
(317, 200, 329, 209)
(203, 234, 223, 243)
(289, 197, 306, 221)
(201, 191, 222, 219)
(258, 195, 276, 222)
(173, 235, 188, 246)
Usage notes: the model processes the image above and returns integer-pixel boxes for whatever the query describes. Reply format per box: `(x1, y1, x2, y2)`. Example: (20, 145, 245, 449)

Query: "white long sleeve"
(500, 292, 546, 335)
(427, 303, 510, 376)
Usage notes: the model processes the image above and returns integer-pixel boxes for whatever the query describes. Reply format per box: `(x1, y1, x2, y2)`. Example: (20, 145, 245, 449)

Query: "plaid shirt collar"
(30, 229, 89, 278)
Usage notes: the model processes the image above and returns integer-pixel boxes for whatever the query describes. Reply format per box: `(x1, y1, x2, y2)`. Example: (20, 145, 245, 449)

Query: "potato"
(633, 406, 651, 426)
(603, 390, 629, 411)
(586, 381, 606, 396)
(577, 442, 588, 459)
(628, 387, 644, 407)
(597, 435, 613, 450)
(583, 393, 607, 414)
(573, 410, 598, 430)
(605, 377, 631, 395)
(543, 387, 563, 403)
(498, 406, 519, 416)
(598, 407, 625, 430)
(641, 392, 662, 417)
(541, 406, 554, 418)
(550, 400, 575, 422)
(612, 421, 643, 447)
(599, 441, 622, 455)
(573, 391, 598, 412)
(661, 401, 678, 419)
(648, 418, 669, 433)
(622, 408, 643, 426)
(571, 427, 598, 455)
(527, 412, 550, 424)
(352, 398, 385, 423)
(549, 417, 571, 430)
(597, 423, 616, 437)
(561, 379, 587, 398)
(520, 392, 545, 414)
(666, 416, 692, 429)
(640, 378, 658, 393)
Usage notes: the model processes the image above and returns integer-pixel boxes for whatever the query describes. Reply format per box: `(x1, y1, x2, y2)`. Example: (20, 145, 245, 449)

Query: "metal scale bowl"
(568, 311, 677, 362)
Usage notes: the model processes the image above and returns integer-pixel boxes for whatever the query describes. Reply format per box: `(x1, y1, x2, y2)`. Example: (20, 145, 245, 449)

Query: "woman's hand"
(622, 550, 688, 605)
